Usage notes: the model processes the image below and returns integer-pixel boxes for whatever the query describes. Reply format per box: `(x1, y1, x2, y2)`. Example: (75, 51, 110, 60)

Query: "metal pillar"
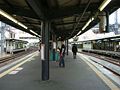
(99, 12, 106, 33)
(41, 21, 50, 80)
(106, 11, 109, 32)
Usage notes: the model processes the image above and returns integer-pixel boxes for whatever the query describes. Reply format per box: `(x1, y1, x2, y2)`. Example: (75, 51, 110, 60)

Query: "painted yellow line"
(79, 54, 120, 90)
(0, 51, 38, 78)
(0, 59, 28, 78)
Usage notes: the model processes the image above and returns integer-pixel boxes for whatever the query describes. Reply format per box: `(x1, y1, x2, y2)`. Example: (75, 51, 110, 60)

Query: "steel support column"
(106, 11, 109, 32)
(41, 21, 50, 80)
(99, 12, 106, 33)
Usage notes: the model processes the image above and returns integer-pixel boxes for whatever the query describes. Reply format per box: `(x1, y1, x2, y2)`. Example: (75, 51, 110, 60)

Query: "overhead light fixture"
(99, 0, 111, 11)
(30, 29, 41, 37)
(77, 17, 94, 35)
(77, 31, 81, 35)
(18, 22, 28, 29)
(38, 35, 41, 38)
(0, 9, 17, 23)
(82, 21, 89, 30)
(30, 29, 38, 35)
(76, 17, 94, 36)
(0, 9, 28, 29)
(82, 17, 94, 31)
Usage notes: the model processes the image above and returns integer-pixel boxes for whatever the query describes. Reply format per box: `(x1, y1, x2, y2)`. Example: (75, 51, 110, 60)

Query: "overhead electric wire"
(68, 0, 91, 39)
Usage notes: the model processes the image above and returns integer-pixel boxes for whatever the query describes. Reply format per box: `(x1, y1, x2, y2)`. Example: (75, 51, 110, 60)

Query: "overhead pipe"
(68, 0, 91, 39)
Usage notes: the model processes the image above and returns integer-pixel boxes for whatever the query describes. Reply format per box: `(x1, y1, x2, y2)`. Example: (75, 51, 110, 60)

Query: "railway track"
(79, 51, 120, 76)
(79, 51, 120, 66)
(0, 48, 38, 64)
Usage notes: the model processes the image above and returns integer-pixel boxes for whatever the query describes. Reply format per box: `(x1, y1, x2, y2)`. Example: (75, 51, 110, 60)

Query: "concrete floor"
(0, 52, 111, 90)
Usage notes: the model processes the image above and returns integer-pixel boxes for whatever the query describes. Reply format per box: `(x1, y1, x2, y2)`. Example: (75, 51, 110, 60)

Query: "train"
(75, 35, 120, 52)
(70, 35, 120, 59)
(5, 39, 28, 54)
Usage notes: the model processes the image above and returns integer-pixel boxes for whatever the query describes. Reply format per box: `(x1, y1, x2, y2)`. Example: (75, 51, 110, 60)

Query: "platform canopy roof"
(0, 0, 119, 40)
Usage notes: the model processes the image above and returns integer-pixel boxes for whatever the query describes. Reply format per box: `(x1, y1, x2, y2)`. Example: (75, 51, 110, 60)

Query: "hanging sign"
(41, 44, 45, 60)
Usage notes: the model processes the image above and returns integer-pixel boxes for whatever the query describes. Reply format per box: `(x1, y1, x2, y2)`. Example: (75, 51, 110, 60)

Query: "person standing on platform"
(59, 43, 66, 67)
(72, 43, 78, 59)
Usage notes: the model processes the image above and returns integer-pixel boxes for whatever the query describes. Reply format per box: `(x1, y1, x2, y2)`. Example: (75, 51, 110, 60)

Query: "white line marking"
(15, 67, 23, 71)
(0, 51, 39, 73)
(8, 71, 19, 75)
(0, 51, 38, 78)
(78, 53, 120, 90)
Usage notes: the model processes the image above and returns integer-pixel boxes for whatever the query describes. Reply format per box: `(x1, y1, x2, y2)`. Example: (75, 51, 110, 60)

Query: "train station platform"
(0, 51, 119, 90)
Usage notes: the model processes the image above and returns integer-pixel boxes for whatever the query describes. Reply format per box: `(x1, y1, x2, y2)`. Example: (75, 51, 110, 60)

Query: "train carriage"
(5, 39, 28, 54)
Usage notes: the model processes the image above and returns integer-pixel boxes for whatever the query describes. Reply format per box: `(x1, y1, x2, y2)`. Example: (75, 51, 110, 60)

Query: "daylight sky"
(109, 8, 120, 24)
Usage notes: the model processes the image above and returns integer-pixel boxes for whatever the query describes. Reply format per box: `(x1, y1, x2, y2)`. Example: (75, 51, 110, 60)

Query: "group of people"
(58, 43, 78, 68)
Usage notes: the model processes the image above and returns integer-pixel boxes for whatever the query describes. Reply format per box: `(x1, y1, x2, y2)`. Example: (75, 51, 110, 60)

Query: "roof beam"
(3, 0, 13, 9)
(77, 0, 82, 6)
(0, 16, 40, 37)
(21, 22, 40, 25)
(54, 20, 86, 26)
(26, 0, 46, 20)
(48, 3, 99, 19)
(0, 17, 33, 35)
(0, 4, 39, 20)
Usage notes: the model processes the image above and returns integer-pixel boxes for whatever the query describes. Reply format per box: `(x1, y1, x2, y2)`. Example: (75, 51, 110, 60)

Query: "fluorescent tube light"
(37, 35, 41, 37)
(99, 0, 111, 11)
(30, 29, 38, 35)
(91, 17, 94, 21)
(0, 9, 28, 29)
(30, 30, 41, 37)
(77, 31, 81, 35)
(0, 9, 18, 23)
(18, 22, 28, 29)
(82, 21, 89, 30)
(82, 17, 94, 31)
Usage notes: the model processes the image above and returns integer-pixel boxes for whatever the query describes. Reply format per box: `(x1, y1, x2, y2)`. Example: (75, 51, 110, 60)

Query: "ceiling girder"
(48, 3, 99, 20)
(54, 20, 86, 26)
(0, 17, 35, 35)
(0, 5, 39, 20)
(26, 0, 46, 20)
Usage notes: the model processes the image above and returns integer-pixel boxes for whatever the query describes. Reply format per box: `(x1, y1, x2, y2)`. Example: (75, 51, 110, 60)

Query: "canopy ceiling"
(0, 0, 119, 40)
